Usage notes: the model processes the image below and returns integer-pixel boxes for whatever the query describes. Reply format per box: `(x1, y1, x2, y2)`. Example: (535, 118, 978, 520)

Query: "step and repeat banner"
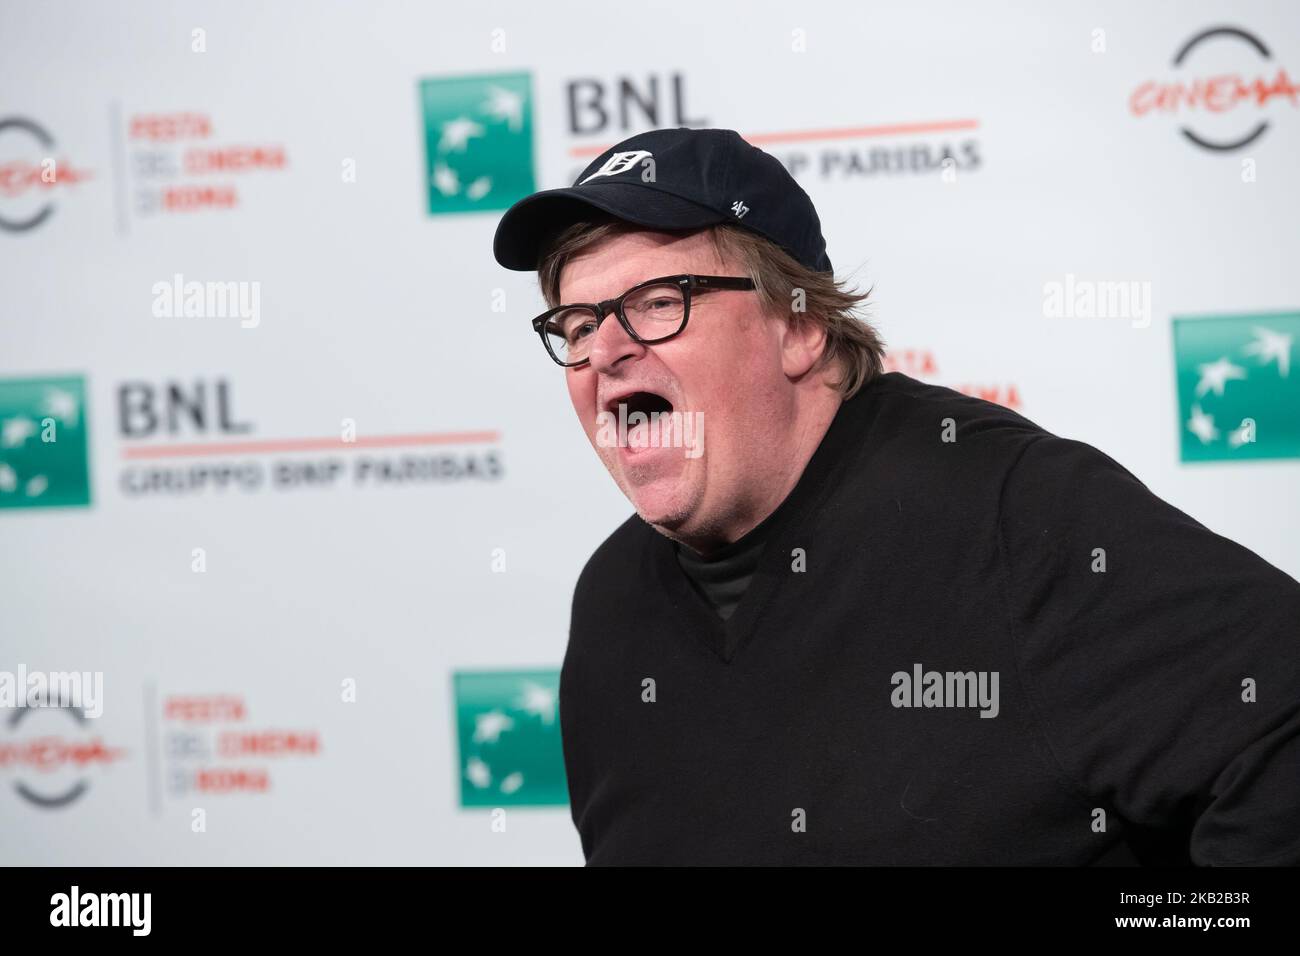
(2, 1, 1297, 864)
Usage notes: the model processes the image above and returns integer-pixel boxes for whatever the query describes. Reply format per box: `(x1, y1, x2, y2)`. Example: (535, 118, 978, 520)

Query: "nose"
(587, 308, 646, 373)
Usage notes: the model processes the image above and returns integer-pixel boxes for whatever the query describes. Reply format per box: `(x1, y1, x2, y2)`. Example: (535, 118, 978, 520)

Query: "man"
(492, 127, 1300, 866)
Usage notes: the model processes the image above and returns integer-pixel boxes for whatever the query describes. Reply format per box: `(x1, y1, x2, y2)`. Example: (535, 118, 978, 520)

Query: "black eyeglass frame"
(531, 273, 757, 368)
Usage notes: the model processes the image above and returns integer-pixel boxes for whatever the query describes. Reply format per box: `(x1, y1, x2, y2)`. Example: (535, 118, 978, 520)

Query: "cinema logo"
(0, 698, 128, 809)
(1130, 26, 1298, 152)
(160, 693, 321, 797)
(123, 111, 288, 221)
(891, 664, 1000, 718)
(50, 886, 151, 936)
(0, 117, 93, 233)
(595, 402, 704, 458)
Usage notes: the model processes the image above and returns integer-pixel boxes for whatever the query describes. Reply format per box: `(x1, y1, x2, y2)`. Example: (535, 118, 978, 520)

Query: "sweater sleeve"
(995, 432, 1300, 865)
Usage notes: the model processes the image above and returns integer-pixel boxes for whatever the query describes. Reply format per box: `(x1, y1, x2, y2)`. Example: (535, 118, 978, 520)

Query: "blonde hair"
(536, 216, 884, 398)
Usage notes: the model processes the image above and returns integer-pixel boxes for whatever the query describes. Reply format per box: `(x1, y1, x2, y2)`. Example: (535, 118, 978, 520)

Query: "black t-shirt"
(560, 372, 1300, 865)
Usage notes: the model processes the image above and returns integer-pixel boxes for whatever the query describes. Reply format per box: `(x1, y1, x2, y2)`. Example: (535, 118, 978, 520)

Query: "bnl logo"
(0, 375, 90, 510)
(118, 379, 252, 438)
(419, 70, 704, 215)
(1173, 312, 1299, 462)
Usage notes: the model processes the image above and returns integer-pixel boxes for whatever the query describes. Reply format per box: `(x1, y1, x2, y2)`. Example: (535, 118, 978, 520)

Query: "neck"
(663, 383, 843, 557)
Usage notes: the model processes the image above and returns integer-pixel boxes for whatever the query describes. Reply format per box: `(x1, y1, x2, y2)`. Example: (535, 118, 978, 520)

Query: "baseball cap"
(492, 127, 832, 274)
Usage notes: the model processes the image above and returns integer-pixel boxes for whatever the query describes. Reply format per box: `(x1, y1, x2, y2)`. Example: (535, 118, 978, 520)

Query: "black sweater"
(560, 372, 1300, 865)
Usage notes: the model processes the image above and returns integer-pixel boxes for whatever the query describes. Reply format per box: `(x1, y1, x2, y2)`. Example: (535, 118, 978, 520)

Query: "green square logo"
(419, 72, 535, 215)
(0, 376, 91, 509)
(1173, 312, 1300, 462)
(453, 669, 568, 807)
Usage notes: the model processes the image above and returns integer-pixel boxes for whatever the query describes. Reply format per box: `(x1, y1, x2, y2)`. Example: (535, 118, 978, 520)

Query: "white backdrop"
(1, 0, 1297, 865)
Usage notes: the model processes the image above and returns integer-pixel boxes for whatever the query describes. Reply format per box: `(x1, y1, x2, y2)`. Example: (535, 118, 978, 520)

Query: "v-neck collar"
(648, 378, 880, 663)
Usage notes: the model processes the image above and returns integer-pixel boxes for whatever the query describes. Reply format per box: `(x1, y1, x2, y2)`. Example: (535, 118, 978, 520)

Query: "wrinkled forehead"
(558, 228, 728, 303)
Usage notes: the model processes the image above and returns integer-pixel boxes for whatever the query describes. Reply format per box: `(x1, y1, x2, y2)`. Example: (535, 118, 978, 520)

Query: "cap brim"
(492, 182, 724, 271)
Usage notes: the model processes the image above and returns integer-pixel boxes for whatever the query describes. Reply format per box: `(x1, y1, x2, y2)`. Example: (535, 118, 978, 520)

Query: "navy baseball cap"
(492, 127, 832, 274)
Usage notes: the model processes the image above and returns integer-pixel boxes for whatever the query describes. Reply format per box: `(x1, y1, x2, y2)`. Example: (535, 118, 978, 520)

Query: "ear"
(779, 314, 828, 380)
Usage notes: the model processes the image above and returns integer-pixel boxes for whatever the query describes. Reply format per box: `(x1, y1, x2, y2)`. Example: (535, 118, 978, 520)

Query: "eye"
(546, 309, 598, 345)
(627, 292, 683, 316)
(569, 320, 597, 342)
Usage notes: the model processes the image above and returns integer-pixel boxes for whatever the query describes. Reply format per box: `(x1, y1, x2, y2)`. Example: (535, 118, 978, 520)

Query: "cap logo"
(730, 199, 749, 218)
(578, 150, 654, 185)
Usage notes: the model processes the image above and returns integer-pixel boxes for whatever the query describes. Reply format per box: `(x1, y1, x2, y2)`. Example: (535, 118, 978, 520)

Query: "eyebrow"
(561, 275, 675, 306)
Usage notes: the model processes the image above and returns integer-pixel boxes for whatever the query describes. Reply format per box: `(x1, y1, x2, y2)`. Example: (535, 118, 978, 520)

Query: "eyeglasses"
(532, 274, 757, 367)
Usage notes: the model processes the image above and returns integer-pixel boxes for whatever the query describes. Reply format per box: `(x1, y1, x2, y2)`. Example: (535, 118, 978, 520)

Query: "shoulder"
(571, 511, 655, 610)
(864, 372, 1047, 446)
(868, 376, 1169, 526)
(852, 372, 1066, 495)
(836, 373, 1184, 550)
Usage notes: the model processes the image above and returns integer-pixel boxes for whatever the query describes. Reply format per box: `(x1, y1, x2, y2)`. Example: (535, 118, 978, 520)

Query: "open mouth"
(607, 390, 674, 418)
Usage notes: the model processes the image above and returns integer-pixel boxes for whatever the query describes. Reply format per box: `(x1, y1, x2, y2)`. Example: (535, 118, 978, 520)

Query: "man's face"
(557, 229, 795, 545)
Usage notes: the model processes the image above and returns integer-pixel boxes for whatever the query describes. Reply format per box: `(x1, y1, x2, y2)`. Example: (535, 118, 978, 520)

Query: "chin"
(625, 479, 698, 533)
(599, 444, 700, 529)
